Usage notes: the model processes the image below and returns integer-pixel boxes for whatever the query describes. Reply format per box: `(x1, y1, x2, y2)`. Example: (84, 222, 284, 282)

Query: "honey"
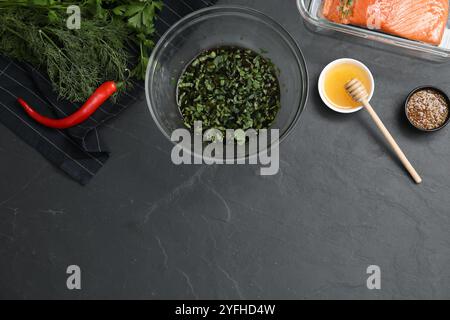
(324, 63, 372, 109)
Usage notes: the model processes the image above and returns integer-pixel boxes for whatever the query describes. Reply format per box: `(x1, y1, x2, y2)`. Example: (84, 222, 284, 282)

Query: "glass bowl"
(146, 5, 308, 161)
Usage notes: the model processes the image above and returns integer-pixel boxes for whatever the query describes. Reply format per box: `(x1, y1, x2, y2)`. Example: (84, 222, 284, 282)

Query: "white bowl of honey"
(318, 58, 374, 114)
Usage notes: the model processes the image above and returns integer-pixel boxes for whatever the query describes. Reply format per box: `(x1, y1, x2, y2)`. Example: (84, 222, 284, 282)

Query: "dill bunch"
(0, 1, 163, 102)
(0, 7, 130, 102)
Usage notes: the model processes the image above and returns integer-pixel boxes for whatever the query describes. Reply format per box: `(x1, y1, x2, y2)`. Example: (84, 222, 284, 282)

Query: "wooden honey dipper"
(345, 78, 422, 184)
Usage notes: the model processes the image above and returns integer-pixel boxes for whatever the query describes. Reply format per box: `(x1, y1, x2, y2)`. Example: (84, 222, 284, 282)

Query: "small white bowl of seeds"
(405, 86, 450, 132)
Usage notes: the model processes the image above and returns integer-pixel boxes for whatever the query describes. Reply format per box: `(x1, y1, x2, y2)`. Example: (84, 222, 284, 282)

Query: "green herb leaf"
(177, 47, 281, 135)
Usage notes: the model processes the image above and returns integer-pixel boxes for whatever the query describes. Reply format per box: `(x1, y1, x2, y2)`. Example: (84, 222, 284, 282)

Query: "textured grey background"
(1, 0, 450, 299)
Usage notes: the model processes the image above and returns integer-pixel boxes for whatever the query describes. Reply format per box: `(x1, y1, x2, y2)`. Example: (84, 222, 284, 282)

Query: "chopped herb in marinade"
(339, 0, 354, 18)
(176, 47, 281, 133)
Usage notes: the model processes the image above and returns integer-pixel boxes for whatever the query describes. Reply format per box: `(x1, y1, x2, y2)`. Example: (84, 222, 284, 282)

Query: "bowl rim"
(404, 85, 450, 132)
(145, 5, 309, 161)
(318, 58, 375, 114)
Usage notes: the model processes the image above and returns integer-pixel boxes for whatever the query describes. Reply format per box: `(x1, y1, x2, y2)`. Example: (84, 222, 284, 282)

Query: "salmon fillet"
(322, 0, 449, 45)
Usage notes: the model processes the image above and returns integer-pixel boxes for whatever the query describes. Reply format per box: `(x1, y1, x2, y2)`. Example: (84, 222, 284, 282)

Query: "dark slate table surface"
(1, 0, 450, 299)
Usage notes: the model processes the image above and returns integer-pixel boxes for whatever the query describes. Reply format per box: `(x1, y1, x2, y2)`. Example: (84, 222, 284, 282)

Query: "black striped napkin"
(0, 0, 216, 185)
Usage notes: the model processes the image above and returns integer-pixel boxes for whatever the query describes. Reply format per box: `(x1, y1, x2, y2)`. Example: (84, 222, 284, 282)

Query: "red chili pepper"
(17, 81, 117, 129)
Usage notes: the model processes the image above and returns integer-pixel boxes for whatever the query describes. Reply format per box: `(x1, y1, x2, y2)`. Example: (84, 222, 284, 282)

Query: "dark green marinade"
(176, 46, 281, 133)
